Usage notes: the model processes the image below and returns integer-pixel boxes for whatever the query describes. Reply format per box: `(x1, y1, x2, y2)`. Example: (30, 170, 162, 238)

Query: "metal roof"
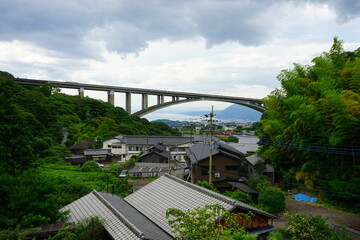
(124, 174, 275, 237)
(84, 149, 112, 156)
(61, 191, 142, 240)
(227, 182, 259, 194)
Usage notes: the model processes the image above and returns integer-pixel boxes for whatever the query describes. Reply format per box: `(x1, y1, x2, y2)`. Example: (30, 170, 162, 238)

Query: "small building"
(61, 174, 276, 239)
(103, 135, 193, 162)
(68, 139, 93, 155)
(246, 155, 275, 183)
(139, 144, 169, 163)
(64, 149, 112, 166)
(186, 140, 247, 190)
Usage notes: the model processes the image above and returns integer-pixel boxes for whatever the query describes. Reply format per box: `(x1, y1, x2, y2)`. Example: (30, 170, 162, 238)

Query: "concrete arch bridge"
(13, 78, 266, 116)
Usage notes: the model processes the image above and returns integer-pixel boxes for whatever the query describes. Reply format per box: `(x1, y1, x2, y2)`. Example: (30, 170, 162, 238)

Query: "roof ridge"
(163, 174, 236, 206)
(92, 191, 145, 239)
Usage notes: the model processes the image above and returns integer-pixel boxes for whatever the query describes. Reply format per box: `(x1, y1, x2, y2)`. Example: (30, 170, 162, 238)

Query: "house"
(246, 155, 275, 183)
(61, 174, 276, 239)
(186, 140, 247, 190)
(139, 144, 169, 163)
(103, 135, 196, 162)
(64, 149, 112, 166)
(68, 139, 93, 155)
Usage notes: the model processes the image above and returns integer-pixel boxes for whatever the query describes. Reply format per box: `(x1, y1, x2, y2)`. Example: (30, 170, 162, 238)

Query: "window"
(226, 166, 238, 171)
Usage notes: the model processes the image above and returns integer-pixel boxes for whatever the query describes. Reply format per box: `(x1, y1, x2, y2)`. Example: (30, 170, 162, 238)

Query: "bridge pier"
(157, 95, 164, 105)
(172, 96, 179, 102)
(142, 93, 148, 110)
(79, 87, 84, 98)
(107, 90, 115, 106)
(126, 92, 131, 114)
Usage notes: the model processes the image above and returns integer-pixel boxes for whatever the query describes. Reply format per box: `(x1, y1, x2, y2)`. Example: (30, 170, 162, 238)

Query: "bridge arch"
(133, 97, 266, 117)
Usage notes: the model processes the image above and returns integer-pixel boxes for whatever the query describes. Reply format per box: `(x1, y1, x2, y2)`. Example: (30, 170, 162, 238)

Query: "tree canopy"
(257, 38, 360, 204)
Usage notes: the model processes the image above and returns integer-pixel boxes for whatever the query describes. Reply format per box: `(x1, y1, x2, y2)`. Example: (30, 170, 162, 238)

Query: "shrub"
(80, 161, 102, 172)
(279, 213, 350, 240)
(196, 181, 219, 192)
(247, 175, 271, 192)
(258, 187, 285, 214)
(223, 190, 253, 204)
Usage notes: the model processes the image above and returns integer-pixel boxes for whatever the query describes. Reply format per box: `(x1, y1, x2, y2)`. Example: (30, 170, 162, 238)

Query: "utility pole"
(205, 106, 214, 184)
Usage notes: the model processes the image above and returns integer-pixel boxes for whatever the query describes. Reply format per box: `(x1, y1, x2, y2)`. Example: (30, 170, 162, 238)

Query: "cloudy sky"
(1, 0, 359, 120)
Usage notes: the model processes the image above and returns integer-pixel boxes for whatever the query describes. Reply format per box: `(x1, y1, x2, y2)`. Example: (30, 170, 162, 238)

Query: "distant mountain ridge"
(216, 104, 262, 122)
(179, 104, 262, 122)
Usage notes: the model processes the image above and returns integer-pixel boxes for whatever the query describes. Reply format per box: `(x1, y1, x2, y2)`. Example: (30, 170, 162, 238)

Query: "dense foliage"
(257, 38, 360, 204)
(0, 71, 177, 229)
(166, 204, 256, 240)
(258, 187, 285, 214)
(268, 213, 350, 240)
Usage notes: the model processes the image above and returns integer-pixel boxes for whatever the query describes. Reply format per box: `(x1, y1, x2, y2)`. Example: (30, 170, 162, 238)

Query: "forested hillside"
(0, 71, 177, 229)
(257, 38, 360, 207)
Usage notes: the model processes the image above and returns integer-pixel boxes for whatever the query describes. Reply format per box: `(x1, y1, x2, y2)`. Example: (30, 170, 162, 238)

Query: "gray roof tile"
(99, 192, 173, 240)
(61, 191, 142, 240)
(124, 174, 275, 237)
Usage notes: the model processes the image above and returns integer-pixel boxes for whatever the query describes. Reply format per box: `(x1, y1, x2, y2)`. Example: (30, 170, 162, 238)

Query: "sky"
(1, 0, 359, 121)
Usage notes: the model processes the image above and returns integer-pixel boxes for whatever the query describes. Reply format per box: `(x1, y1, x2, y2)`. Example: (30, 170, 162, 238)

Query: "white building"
(103, 135, 197, 162)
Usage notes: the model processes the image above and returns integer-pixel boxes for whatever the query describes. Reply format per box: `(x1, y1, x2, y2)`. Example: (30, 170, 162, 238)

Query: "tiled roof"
(113, 135, 191, 146)
(141, 144, 169, 159)
(246, 155, 274, 172)
(69, 139, 93, 150)
(61, 191, 143, 240)
(124, 174, 275, 237)
(186, 140, 244, 164)
(99, 192, 173, 240)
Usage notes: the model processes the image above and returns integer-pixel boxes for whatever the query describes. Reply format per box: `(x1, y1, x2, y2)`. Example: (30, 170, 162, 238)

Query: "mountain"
(216, 104, 262, 122)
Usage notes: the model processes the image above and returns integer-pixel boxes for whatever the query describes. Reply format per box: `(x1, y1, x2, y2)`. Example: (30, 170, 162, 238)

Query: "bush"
(223, 190, 253, 204)
(258, 187, 285, 214)
(277, 213, 350, 240)
(80, 161, 102, 172)
(247, 175, 271, 192)
(196, 181, 219, 192)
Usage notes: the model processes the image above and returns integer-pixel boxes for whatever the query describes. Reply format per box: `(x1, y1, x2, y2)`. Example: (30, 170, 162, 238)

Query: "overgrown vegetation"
(0, 71, 177, 230)
(166, 204, 256, 240)
(268, 213, 351, 240)
(257, 38, 360, 210)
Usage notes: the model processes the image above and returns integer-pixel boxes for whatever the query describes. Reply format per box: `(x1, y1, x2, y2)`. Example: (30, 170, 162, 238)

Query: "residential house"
(64, 149, 112, 166)
(246, 155, 275, 183)
(61, 174, 276, 239)
(103, 135, 196, 162)
(68, 139, 93, 155)
(186, 140, 247, 190)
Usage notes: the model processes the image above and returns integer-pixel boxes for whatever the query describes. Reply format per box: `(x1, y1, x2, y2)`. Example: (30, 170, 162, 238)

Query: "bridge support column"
(157, 95, 164, 105)
(172, 96, 179, 102)
(142, 93, 148, 110)
(126, 92, 131, 114)
(107, 90, 115, 106)
(79, 87, 84, 98)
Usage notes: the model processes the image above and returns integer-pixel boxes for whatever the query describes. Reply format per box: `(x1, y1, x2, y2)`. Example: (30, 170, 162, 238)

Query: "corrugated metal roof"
(84, 149, 112, 156)
(61, 191, 142, 240)
(124, 174, 275, 237)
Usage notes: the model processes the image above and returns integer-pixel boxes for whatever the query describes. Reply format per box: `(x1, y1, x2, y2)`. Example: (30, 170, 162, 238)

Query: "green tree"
(166, 204, 255, 240)
(258, 187, 285, 214)
(256, 38, 360, 204)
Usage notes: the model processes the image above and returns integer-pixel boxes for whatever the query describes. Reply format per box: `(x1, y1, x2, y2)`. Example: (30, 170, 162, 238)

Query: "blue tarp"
(292, 193, 318, 202)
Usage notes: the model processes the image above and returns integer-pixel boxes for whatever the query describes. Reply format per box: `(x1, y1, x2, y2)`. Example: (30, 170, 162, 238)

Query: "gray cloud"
(0, 0, 358, 56)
